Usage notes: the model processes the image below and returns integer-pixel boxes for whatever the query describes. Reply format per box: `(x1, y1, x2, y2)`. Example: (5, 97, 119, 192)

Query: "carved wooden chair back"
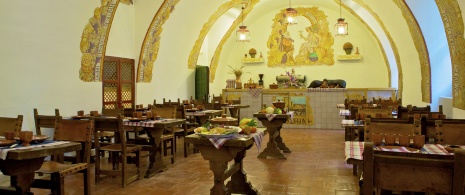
(33, 108, 60, 136)
(101, 107, 124, 117)
(0, 115, 23, 136)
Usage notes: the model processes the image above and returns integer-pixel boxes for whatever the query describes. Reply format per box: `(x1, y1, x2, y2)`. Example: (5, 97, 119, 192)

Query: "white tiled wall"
(223, 88, 395, 129)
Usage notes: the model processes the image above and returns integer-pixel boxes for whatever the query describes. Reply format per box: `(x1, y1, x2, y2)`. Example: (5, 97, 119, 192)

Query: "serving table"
(253, 113, 291, 159)
(123, 119, 185, 178)
(185, 131, 264, 195)
(0, 141, 81, 194)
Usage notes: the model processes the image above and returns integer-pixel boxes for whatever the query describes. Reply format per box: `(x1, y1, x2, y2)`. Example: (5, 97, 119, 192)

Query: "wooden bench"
(364, 117, 421, 142)
(435, 119, 465, 145)
(363, 142, 465, 194)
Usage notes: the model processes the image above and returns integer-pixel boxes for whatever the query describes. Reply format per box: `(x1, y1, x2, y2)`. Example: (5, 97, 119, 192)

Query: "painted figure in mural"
(279, 31, 296, 64)
(296, 25, 321, 62)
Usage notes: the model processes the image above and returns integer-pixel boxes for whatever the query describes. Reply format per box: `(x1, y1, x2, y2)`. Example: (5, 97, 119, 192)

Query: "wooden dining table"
(184, 130, 265, 195)
(184, 109, 222, 125)
(221, 104, 250, 120)
(123, 118, 185, 178)
(253, 113, 291, 159)
(0, 141, 81, 195)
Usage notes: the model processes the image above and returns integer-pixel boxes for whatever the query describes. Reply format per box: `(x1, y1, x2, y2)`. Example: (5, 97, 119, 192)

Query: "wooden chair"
(363, 142, 465, 194)
(212, 94, 223, 110)
(33, 108, 60, 136)
(178, 104, 199, 157)
(94, 114, 141, 188)
(344, 97, 367, 109)
(0, 115, 23, 136)
(151, 106, 176, 164)
(163, 98, 181, 107)
(31, 117, 93, 195)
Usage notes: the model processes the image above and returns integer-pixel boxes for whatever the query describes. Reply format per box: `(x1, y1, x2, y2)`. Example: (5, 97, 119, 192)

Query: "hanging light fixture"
(334, 0, 348, 36)
(236, 6, 250, 42)
(285, 0, 298, 25)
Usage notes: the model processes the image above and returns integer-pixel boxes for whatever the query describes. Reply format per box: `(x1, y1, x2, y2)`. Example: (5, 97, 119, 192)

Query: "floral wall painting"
(267, 7, 334, 67)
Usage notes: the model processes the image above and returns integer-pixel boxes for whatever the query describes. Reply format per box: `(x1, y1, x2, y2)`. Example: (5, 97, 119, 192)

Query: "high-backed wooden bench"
(435, 119, 465, 145)
(363, 142, 465, 194)
(364, 117, 421, 142)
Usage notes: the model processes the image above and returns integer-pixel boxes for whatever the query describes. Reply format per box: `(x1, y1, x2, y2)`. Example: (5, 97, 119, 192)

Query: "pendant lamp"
(285, 0, 298, 25)
(334, 0, 348, 36)
(236, 7, 250, 42)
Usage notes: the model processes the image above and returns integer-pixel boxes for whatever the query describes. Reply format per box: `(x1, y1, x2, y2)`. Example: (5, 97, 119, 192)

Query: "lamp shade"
(334, 18, 348, 36)
(285, 8, 298, 25)
(236, 26, 250, 42)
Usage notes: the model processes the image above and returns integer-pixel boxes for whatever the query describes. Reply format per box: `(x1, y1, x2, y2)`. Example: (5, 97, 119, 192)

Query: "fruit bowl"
(272, 100, 285, 110)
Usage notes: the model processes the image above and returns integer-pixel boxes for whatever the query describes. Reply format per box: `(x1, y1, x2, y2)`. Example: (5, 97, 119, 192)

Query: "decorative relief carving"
(394, 0, 431, 103)
(209, 0, 258, 83)
(137, 0, 180, 83)
(79, 0, 120, 82)
(435, 0, 465, 109)
(266, 7, 334, 67)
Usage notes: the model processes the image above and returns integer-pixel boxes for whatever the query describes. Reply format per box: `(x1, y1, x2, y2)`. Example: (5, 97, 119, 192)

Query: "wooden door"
(102, 56, 135, 109)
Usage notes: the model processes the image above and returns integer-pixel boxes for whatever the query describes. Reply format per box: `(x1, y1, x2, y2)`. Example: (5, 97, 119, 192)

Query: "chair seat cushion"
(36, 161, 87, 177)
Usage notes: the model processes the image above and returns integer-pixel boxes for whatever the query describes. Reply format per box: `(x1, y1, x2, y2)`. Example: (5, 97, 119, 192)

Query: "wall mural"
(137, 0, 180, 83)
(79, 0, 133, 82)
(435, 0, 465, 109)
(267, 7, 334, 67)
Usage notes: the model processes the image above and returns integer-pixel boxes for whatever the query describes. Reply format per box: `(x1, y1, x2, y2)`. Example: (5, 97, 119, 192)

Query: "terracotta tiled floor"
(1, 129, 360, 194)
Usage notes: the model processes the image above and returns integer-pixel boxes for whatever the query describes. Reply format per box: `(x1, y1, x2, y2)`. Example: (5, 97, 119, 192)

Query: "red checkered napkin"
(423, 144, 450, 155)
(345, 141, 364, 161)
(377, 146, 417, 153)
(208, 137, 229, 149)
(252, 131, 264, 152)
(247, 88, 262, 98)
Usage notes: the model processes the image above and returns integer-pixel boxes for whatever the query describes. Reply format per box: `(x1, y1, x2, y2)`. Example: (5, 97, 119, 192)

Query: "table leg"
(195, 145, 256, 195)
(257, 118, 288, 159)
(275, 128, 291, 153)
(144, 128, 166, 178)
(226, 146, 258, 195)
(0, 157, 44, 194)
(228, 108, 238, 118)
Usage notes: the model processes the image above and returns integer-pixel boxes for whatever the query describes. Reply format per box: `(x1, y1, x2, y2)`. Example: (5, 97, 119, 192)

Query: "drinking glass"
(371, 133, 384, 146)
(385, 133, 396, 146)
(20, 131, 33, 146)
(413, 135, 425, 149)
(399, 134, 410, 147)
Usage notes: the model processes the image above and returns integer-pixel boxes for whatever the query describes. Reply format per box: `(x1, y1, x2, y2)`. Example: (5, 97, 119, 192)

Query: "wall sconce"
(236, 7, 250, 42)
(285, 0, 298, 25)
(334, 0, 348, 36)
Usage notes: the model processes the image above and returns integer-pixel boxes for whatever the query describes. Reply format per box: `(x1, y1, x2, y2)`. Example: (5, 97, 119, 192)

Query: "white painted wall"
(0, 1, 103, 131)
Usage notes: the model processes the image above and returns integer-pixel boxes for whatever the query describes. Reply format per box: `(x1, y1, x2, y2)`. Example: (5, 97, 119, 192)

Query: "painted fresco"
(267, 7, 334, 67)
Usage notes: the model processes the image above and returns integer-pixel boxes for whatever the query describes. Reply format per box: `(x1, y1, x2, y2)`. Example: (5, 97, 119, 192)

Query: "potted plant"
(228, 65, 249, 89)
